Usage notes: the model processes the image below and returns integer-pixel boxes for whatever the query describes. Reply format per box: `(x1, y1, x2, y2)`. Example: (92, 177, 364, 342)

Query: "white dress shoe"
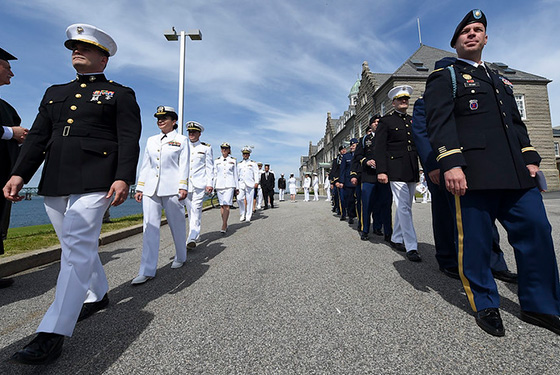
(240, 216, 245, 222)
(171, 261, 184, 269)
(131, 275, 152, 285)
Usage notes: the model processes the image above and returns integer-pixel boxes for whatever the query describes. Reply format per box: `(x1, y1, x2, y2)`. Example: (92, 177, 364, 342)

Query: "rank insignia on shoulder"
(168, 141, 181, 147)
(500, 77, 513, 89)
(462, 74, 472, 80)
(201, 142, 210, 146)
(469, 99, 478, 110)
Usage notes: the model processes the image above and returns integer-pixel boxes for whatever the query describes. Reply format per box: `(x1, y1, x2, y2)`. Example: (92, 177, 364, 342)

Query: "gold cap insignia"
(77, 26, 84, 34)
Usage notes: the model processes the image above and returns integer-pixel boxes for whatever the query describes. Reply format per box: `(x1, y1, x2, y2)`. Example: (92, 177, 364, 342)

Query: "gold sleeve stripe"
(521, 147, 537, 153)
(137, 182, 145, 186)
(179, 180, 188, 184)
(435, 148, 462, 162)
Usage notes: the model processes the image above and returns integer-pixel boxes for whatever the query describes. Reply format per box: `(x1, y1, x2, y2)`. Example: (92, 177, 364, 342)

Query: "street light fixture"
(164, 26, 203, 134)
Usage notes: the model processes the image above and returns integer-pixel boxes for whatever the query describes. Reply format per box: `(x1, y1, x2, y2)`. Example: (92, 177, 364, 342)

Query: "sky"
(1, 0, 559, 186)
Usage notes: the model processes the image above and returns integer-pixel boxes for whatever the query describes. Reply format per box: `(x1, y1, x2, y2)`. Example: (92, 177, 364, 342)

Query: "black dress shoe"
(339, 216, 346, 221)
(440, 266, 461, 280)
(0, 277, 14, 288)
(11, 333, 64, 365)
(406, 250, 422, 262)
(492, 270, 518, 284)
(520, 310, 560, 335)
(390, 241, 406, 252)
(360, 232, 369, 241)
(78, 293, 109, 322)
(384, 235, 392, 243)
(348, 218, 354, 225)
(372, 229, 383, 236)
(475, 308, 505, 337)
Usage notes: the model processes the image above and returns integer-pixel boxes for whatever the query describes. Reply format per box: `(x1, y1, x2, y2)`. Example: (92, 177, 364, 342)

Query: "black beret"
(450, 9, 487, 48)
(0, 47, 17, 61)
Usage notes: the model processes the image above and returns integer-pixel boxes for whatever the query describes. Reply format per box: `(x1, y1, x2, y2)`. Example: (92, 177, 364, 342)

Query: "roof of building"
(389, 44, 550, 83)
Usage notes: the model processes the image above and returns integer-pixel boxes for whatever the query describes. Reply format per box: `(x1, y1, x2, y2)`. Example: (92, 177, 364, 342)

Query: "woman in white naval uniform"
(288, 173, 297, 202)
(132, 106, 188, 285)
(213, 142, 239, 233)
(237, 146, 259, 221)
(185, 121, 214, 249)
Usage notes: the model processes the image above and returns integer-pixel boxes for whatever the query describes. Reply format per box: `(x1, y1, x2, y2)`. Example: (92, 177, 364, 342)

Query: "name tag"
(464, 82, 480, 88)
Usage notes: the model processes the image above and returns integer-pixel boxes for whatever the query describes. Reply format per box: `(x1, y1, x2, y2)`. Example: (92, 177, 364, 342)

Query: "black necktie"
(161, 134, 167, 141)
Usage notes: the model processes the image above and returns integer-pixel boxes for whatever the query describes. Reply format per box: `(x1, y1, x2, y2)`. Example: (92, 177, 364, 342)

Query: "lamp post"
(164, 26, 202, 134)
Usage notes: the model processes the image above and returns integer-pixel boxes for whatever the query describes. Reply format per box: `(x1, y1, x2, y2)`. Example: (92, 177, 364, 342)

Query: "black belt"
(52, 124, 117, 141)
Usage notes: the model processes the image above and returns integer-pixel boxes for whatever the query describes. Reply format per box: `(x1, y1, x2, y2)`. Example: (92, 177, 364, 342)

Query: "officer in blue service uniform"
(338, 138, 358, 224)
(412, 57, 517, 283)
(425, 9, 560, 337)
(0, 46, 28, 288)
(352, 115, 392, 241)
(4, 24, 142, 363)
(330, 145, 345, 215)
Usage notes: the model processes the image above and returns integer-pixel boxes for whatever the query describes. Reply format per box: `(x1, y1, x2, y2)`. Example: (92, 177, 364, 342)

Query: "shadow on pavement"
(0, 240, 227, 375)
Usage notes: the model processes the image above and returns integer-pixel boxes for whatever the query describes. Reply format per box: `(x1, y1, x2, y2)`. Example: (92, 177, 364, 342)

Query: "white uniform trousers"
(139, 194, 187, 277)
(38, 192, 111, 337)
(304, 188, 310, 201)
(279, 189, 285, 201)
(256, 187, 263, 209)
(186, 187, 205, 242)
(313, 188, 319, 201)
(390, 181, 418, 252)
(326, 187, 331, 201)
(238, 185, 254, 221)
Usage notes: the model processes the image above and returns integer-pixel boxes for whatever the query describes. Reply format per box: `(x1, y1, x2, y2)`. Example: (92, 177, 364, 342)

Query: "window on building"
(555, 141, 560, 157)
(515, 94, 527, 120)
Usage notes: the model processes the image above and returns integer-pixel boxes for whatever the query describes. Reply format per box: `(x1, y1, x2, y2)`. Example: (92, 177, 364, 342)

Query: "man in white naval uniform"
(4, 24, 141, 364)
(132, 106, 189, 285)
(185, 121, 213, 249)
(255, 161, 264, 210)
(303, 173, 311, 201)
(237, 146, 259, 221)
(312, 172, 320, 201)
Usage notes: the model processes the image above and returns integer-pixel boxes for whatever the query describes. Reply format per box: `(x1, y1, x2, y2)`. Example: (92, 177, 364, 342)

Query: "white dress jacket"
(188, 140, 214, 189)
(238, 159, 259, 187)
(136, 130, 189, 197)
(213, 156, 240, 189)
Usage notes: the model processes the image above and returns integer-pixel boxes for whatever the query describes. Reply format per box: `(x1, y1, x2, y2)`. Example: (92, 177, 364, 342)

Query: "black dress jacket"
(374, 111, 419, 183)
(352, 133, 377, 184)
(424, 60, 539, 190)
(12, 74, 142, 196)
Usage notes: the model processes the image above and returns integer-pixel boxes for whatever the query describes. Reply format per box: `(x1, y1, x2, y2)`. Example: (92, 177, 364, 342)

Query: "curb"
(0, 206, 214, 278)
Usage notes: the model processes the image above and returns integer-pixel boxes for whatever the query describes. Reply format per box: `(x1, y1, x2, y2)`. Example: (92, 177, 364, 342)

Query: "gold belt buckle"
(62, 126, 70, 136)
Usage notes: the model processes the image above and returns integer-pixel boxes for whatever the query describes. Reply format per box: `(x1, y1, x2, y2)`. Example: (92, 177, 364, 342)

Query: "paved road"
(1, 194, 560, 374)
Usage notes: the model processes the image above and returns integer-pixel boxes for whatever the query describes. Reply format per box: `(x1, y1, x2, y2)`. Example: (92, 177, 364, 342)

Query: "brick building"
(303, 44, 559, 191)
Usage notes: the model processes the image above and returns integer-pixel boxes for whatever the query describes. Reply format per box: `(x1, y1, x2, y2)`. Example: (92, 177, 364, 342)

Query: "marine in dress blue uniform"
(375, 85, 421, 262)
(5, 24, 141, 364)
(425, 9, 560, 336)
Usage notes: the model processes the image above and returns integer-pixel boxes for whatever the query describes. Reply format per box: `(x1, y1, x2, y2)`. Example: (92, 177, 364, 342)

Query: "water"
(8, 196, 144, 228)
